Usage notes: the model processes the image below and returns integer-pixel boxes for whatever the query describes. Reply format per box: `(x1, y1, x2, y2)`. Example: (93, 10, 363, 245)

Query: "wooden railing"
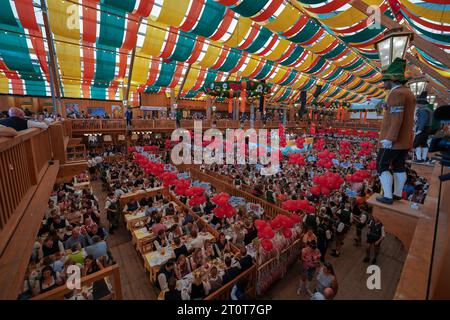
(31, 264, 122, 300)
(69, 118, 380, 133)
(204, 264, 257, 300)
(0, 122, 67, 299)
(185, 166, 291, 219)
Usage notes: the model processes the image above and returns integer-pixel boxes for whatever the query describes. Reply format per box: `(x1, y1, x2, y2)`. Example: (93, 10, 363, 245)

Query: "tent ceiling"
(0, 0, 448, 105)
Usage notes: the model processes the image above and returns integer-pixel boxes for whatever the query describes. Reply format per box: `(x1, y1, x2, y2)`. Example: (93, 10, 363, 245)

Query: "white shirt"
(27, 120, 48, 130)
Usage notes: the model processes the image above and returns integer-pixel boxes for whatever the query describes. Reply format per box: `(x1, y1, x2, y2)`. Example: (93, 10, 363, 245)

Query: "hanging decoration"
(203, 80, 271, 98)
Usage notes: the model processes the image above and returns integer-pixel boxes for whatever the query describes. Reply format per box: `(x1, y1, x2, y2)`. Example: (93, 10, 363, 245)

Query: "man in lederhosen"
(376, 58, 416, 204)
(364, 216, 385, 265)
(413, 91, 433, 163)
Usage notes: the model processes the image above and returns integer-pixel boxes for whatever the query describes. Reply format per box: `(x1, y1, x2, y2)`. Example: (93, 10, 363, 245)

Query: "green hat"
(382, 58, 406, 82)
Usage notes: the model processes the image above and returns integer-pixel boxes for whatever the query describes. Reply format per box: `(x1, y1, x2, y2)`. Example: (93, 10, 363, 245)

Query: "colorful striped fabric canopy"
(0, 0, 447, 105)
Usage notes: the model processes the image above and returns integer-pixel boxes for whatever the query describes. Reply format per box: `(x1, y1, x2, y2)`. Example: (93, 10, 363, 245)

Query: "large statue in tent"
(413, 91, 433, 163)
(376, 58, 416, 205)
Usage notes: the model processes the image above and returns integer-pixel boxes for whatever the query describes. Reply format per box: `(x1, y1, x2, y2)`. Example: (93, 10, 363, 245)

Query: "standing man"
(376, 58, 416, 204)
(125, 106, 133, 129)
(363, 216, 385, 264)
(413, 92, 433, 163)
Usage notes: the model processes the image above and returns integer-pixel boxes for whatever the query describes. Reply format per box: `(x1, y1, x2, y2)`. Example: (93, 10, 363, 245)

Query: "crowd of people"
(20, 177, 115, 299)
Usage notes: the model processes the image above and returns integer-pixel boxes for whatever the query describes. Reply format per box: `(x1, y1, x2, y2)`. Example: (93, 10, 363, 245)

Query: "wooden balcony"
(69, 118, 380, 134)
(367, 163, 450, 299)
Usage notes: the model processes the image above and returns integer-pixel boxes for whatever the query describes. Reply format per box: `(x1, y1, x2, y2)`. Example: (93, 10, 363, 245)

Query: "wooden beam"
(350, 0, 450, 71)
(124, 18, 142, 104)
(40, 0, 62, 113)
(176, 64, 191, 100)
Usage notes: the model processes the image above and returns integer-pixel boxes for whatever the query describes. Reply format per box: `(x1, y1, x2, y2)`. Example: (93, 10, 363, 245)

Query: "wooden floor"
(93, 181, 406, 300)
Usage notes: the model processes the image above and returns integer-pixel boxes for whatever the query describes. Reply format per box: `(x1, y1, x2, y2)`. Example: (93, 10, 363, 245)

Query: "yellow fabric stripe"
(264, 39, 290, 61)
(140, 22, 167, 56)
(62, 80, 82, 98)
(47, 0, 80, 40)
(156, 0, 190, 27)
(240, 58, 260, 77)
(54, 39, 81, 79)
(333, 52, 357, 67)
(224, 16, 252, 47)
(307, 34, 335, 53)
(292, 75, 309, 89)
(296, 53, 316, 72)
(131, 56, 150, 86)
(198, 42, 221, 68)
(0, 73, 9, 94)
(270, 68, 289, 83)
(182, 68, 201, 91)
(400, 0, 450, 24)
(354, 83, 370, 93)
(266, 5, 302, 33)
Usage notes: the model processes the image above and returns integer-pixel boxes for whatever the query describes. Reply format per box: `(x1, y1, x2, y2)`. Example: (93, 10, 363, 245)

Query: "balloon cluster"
(174, 179, 191, 196)
(143, 145, 159, 152)
(279, 124, 287, 148)
(295, 137, 304, 149)
(144, 162, 165, 177)
(317, 149, 336, 169)
(314, 138, 325, 151)
(186, 186, 206, 206)
(358, 141, 374, 157)
(367, 160, 377, 170)
(311, 172, 345, 196)
(345, 169, 371, 183)
(288, 153, 305, 166)
(160, 172, 178, 187)
(211, 192, 237, 219)
(281, 199, 315, 214)
(255, 213, 302, 251)
(340, 140, 351, 155)
(128, 146, 136, 153)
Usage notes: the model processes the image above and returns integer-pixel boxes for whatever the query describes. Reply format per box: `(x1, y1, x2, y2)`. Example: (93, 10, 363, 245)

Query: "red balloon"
(261, 239, 273, 251)
(262, 226, 275, 239)
(310, 185, 321, 196)
(254, 219, 267, 230)
(282, 228, 293, 238)
(321, 186, 331, 195)
(306, 205, 316, 214)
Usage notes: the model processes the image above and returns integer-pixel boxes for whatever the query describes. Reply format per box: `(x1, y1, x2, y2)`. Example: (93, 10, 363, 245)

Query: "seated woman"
(243, 218, 257, 245)
(174, 254, 191, 279)
(207, 266, 222, 293)
(173, 237, 189, 260)
(82, 254, 104, 276)
(189, 273, 209, 300)
(33, 265, 63, 296)
(189, 248, 206, 271)
(203, 239, 218, 260)
(167, 224, 183, 243)
(154, 229, 168, 247)
(214, 232, 230, 257)
(139, 194, 154, 207)
(164, 277, 183, 301)
(232, 223, 245, 248)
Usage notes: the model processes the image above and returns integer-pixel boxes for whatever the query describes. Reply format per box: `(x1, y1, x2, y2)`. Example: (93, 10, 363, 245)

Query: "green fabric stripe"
(153, 61, 177, 87)
(0, 0, 20, 27)
(360, 51, 379, 60)
(145, 86, 161, 93)
(217, 48, 242, 72)
(170, 31, 196, 62)
(280, 46, 305, 66)
(348, 79, 364, 90)
(204, 69, 218, 84)
(232, 0, 270, 17)
(305, 58, 326, 74)
(288, 21, 320, 44)
(101, 0, 136, 12)
(402, 12, 450, 44)
(324, 69, 343, 81)
(321, 43, 346, 59)
(245, 27, 272, 53)
(338, 91, 350, 100)
(326, 87, 341, 98)
(185, 90, 200, 98)
(94, 44, 116, 83)
(24, 79, 46, 96)
(342, 59, 364, 71)
(277, 87, 292, 102)
(98, 4, 126, 48)
(279, 70, 298, 86)
(91, 86, 107, 100)
(340, 26, 385, 44)
(191, 0, 226, 38)
(0, 31, 39, 74)
(359, 69, 377, 79)
(254, 61, 274, 79)
(301, 78, 316, 91)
